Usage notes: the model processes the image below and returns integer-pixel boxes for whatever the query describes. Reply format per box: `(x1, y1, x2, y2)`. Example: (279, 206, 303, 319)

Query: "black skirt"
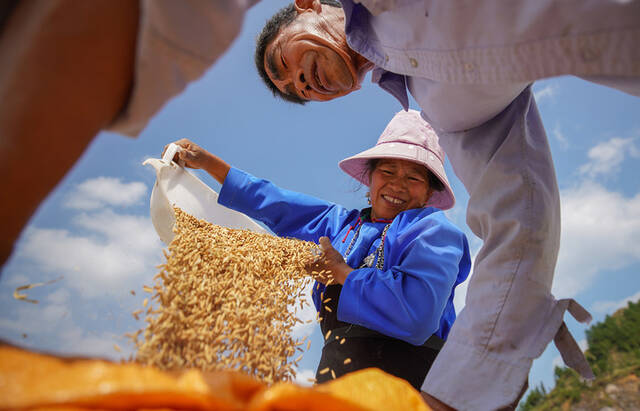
(315, 284, 443, 390)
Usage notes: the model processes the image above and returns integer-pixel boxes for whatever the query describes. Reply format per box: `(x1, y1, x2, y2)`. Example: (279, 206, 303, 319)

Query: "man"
(0, 0, 255, 268)
(255, 0, 640, 409)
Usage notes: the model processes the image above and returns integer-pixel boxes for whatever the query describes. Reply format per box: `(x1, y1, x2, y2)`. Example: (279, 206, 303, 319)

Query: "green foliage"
(518, 383, 546, 411)
(518, 300, 640, 410)
(586, 300, 640, 375)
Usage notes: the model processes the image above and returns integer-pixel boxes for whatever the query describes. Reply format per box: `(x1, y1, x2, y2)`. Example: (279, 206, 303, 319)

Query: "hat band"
(376, 140, 442, 163)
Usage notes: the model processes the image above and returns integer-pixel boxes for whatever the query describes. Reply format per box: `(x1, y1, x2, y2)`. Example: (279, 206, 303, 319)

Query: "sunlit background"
(1, 0, 639, 397)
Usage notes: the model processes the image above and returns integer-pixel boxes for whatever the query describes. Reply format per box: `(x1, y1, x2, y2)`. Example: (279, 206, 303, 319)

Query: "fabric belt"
(553, 299, 595, 380)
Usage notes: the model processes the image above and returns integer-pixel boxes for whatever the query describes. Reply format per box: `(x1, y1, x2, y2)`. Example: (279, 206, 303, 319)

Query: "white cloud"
(65, 177, 147, 210)
(46, 288, 71, 305)
(534, 84, 556, 103)
(552, 181, 640, 297)
(58, 327, 126, 360)
(0, 297, 123, 359)
(16, 209, 163, 298)
(553, 125, 569, 150)
(578, 137, 639, 178)
(0, 294, 69, 336)
(592, 290, 640, 315)
(3, 273, 29, 287)
(294, 368, 316, 386)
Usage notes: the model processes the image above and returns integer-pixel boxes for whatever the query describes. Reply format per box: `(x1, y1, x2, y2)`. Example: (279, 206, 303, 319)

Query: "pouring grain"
(132, 208, 323, 383)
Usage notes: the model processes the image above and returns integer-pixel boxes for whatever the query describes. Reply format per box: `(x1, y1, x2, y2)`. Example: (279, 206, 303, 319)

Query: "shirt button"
(409, 57, 418, 68)
(463, 62, 475, 72)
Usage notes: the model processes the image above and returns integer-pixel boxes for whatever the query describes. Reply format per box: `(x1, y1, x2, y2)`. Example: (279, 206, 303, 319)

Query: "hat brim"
(338, 142, 455, 210)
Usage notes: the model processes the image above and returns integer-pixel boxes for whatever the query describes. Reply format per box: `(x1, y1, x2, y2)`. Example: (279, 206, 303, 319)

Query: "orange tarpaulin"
(0, 344, 430, 411)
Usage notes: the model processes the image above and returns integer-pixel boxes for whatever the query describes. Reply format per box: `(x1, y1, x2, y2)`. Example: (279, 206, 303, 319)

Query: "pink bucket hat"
(339, 110, 455, 210)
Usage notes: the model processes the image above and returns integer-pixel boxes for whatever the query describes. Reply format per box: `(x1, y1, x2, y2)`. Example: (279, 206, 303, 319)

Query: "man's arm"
(0, 0, 256, 269)
(0, 0, 139, 268)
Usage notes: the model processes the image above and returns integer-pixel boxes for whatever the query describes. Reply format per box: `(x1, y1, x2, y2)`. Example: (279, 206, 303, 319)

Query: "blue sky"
(1, 0, 639, 395)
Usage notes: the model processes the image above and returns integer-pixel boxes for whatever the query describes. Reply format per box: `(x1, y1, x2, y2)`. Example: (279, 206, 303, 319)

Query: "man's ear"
(294, 0, 322, 14)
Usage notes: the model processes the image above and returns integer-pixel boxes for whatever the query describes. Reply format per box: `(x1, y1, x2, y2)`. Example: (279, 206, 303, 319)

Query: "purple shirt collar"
(340, 0, 410, 111)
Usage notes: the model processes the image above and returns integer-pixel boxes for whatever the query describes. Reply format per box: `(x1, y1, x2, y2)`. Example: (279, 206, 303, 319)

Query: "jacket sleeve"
(217, 167, 357, 241)
(337, 212, 469, 345)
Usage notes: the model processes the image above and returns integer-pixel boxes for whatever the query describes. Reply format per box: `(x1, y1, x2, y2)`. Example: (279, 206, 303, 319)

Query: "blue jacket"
(218, 168, 471, 345)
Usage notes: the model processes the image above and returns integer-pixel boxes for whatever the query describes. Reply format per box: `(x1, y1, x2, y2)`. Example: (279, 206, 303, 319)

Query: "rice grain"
(130, 208, 320, 383)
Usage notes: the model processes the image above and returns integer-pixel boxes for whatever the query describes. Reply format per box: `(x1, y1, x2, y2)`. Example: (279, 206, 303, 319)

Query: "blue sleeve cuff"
(218, 167, 247, 209)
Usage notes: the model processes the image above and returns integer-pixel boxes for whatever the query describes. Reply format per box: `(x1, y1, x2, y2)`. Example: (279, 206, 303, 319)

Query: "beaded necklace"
(343, 219, 392, 270)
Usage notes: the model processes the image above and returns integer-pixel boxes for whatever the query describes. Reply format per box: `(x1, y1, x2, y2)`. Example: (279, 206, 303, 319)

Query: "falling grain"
(130, 207, 318, 384)
(131, 309, 142, 321)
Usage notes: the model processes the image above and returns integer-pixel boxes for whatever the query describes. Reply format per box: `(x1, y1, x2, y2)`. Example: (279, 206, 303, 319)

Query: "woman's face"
(369, 159, 432, 220)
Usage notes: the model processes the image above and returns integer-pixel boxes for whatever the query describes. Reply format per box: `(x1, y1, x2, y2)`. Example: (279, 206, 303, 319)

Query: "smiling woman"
(164, 110, 470, 390)
(365, 158, 446, 221)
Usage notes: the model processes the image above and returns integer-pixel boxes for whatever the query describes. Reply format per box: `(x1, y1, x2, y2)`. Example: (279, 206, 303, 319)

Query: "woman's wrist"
(334, 263, 353, 285)
(203, 153, 230, 184)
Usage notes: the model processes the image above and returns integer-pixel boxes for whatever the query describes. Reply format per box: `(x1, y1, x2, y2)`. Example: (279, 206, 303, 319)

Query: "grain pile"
(131, 208, 320, 383)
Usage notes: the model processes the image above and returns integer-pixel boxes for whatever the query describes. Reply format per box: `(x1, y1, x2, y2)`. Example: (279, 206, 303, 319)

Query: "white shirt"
(346, 0, 640, 130)
(107, 0, 257, 137)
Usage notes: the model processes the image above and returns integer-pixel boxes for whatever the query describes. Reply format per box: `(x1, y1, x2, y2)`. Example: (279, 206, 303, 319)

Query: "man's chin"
(312, 87, 356, 102)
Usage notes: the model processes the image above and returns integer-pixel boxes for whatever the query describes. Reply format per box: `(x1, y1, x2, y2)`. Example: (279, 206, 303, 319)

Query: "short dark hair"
(254, 0, 342, 105)
(365, 159, 445, 192)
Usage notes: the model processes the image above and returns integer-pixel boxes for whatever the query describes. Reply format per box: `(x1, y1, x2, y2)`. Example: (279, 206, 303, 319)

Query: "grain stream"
(131, 208, 323, 384)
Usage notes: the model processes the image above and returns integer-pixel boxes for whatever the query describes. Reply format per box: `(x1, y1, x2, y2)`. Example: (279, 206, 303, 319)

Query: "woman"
(166, 110, 471, 390)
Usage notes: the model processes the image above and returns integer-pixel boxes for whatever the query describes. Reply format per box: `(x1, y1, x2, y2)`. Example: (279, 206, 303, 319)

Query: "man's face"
(264, 4, 362, 102)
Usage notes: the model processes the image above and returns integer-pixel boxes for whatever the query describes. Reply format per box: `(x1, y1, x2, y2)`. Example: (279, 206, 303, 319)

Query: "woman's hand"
(162, 138, 230, 184)
(307, 237, 353, 285)
(163, 138, 211, 170)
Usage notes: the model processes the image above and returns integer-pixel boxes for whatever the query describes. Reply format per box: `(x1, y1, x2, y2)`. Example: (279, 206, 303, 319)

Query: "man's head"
(255, 0, 372, 104)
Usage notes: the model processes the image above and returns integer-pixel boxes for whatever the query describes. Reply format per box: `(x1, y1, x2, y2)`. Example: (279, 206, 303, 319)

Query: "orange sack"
(0, 344, 430, 411)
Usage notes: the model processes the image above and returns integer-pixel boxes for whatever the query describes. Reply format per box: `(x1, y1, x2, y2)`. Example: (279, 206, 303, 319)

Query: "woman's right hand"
(163, 138, 211, 170)
(162, 138, 231, 184)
